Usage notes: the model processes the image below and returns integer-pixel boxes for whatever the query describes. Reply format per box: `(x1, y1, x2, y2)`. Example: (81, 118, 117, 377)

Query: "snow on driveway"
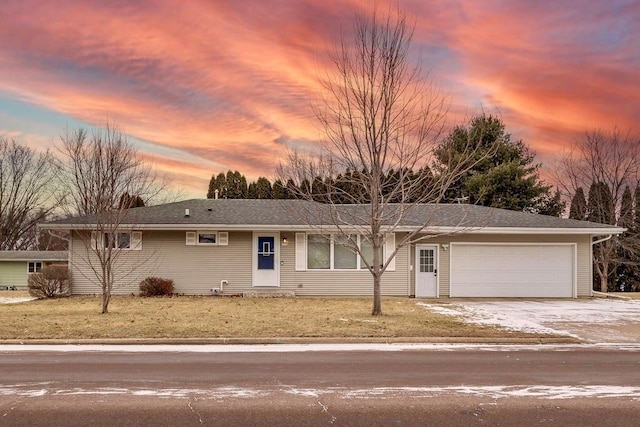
(418, 299, 640, 343)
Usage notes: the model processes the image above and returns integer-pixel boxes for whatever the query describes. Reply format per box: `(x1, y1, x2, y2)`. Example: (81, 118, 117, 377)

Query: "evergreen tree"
(118, 192, 145, 208)
(226, 170, 248, 199)
(587, 182, 614, 225)
(272, 179, 287, 199)
(435, 115, 563, 214)
(247, 182, 258, 198)
(569, 187, 587, 220)
(615, 186, 635, 291)
(206, 172, 227, 199)
(587, 181, 616, 291)
(254, 177, 273, 199)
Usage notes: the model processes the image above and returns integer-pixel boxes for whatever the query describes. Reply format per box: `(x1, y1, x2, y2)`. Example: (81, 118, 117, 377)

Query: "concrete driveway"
(419, 298, 640, 343)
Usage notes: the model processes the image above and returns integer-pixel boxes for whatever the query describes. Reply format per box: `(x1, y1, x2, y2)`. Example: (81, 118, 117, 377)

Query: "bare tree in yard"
(57, 124, 163, 313)
(557, 128, 640, 292)
(279, 9, 493, 315)
(0, 136, 60, 250)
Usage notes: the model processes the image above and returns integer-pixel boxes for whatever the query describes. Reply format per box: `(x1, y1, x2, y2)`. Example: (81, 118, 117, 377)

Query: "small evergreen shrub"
(28, 265, 69, 298)
(139, 277, 175, 297)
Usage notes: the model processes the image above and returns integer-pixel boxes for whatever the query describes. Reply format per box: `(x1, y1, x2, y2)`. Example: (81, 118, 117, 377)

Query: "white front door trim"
(415, 244, 439, 298)
(252, 232, 280, 287)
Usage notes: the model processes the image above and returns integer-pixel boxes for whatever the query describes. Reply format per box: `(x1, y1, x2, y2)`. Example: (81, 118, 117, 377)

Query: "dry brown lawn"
(0, 295, 553, 340)
(609, 292, 640, 299)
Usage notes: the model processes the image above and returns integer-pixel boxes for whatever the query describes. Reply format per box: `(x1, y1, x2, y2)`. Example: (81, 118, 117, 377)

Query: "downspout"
(591, 234, 613, 246)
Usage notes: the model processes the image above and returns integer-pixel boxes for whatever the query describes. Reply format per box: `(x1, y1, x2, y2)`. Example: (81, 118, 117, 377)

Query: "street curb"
(0, 336, 581, 345)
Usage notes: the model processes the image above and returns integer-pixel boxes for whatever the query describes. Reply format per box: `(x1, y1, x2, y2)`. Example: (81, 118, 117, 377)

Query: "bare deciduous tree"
(57, 124, 163, 313)
(0, 136, 59, 250)
(556, 128, 640, 292)
(279, 9, 493, 315)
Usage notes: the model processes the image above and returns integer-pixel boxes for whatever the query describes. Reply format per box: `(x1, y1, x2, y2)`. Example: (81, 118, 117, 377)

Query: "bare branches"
(558, 128, 640, 213)
(57, 123, 164, 313)
(0, 136, 59, 250)
(556, 127, 640, 292)
(278, 8, 494, 315)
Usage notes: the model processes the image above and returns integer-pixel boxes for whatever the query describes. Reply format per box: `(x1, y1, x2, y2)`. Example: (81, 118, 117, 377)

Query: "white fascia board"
(42, 223, 625, 235)
(393, 226, 625, 235)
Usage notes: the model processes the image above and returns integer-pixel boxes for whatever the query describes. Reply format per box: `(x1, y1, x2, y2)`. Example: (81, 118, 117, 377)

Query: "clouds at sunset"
(0, 0, 638, 196)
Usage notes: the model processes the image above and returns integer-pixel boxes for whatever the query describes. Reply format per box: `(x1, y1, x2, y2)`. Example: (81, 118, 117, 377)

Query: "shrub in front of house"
(28, 265, 70, 298)
(139, 277, 175, 297)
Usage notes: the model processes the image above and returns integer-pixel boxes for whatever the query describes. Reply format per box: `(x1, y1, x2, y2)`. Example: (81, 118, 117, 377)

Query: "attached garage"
(450, 243, 575, 298)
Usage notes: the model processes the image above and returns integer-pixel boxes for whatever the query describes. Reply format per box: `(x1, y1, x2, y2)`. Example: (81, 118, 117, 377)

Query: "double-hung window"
(27, 261, 42, 273)
(104, 232, 132, 249)
(96, 231, 142, 250)
(307, 234, 331, 269)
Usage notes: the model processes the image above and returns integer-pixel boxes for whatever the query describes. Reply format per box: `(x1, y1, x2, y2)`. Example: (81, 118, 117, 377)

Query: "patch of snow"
(2, 384, 640, 401)
(0, 297, 36, 304)
(343, 385, 640, 400)
(418, 299, 640, 342)
(418, 302, 578, 337)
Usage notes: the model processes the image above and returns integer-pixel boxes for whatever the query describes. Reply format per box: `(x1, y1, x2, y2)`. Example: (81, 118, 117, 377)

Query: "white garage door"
(450, 244, 575, 298)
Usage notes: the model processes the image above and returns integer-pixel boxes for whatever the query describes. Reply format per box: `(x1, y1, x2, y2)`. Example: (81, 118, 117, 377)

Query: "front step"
(242, 290, 296, 298)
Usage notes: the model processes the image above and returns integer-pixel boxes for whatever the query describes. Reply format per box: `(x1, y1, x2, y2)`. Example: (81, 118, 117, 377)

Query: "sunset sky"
(1, 0, 638, 198)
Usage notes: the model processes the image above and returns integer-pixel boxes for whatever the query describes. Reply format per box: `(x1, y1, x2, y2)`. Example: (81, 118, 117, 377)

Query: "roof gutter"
(41, 223, 626, 235)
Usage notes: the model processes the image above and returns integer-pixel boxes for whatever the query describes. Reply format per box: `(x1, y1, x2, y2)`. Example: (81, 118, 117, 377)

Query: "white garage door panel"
(451, 244, 574, 298)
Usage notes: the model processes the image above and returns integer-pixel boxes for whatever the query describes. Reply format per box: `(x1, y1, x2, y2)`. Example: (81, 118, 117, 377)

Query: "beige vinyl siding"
(0, 262, 28, 288)
(279, 233, 410, 296)
(70, 231, 252, 295)
(409, 234, 592, 298)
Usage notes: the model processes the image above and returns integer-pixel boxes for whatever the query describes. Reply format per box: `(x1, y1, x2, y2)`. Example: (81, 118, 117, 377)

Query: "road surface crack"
(2, 398, 25, 418)
(317, 401, 337, 424)
(187, 397, 204, 426)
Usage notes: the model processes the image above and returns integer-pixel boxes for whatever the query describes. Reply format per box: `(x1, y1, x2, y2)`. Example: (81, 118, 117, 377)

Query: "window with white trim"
(104, 232, 132, 249)
(197, 232, 217, 245)
(185, 231, 229, 246)
(306, 234, 386, 270)
(307, 234, 331, 269)
(99, 231, 142, 251)
(27, 261, 42, 273)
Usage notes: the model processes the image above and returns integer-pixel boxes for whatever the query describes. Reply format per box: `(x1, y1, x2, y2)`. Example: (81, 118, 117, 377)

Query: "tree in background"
(558, 128, 640, 292)
(279, 8, 493, 315)
(615, 186, 636, 291)
(206, 170, 248, 199)
(0, 136, 60, 250)
(119, 192, 146, 209)
(207, 172, 227, 199)
(57, 124, 164, 313)
(226, 170, 247, 199)
(250, 177, 273, 199)
(568, 187, 587, 220)
(434, 115, 564, 215)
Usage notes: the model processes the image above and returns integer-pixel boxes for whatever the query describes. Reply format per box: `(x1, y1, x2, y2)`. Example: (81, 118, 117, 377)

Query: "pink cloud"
(0, 0, 638, 197)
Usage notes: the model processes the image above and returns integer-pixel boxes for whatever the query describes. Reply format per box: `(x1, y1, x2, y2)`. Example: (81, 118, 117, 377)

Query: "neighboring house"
(0, 251, 69, 290)
(41, 199, 624, 298)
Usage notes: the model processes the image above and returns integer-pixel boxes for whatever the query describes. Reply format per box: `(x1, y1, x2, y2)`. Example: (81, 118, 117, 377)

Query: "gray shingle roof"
(42, 199, 623, 233)
(0, 251, 68, 261)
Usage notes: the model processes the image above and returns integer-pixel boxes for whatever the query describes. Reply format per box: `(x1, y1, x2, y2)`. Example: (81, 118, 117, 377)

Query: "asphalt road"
(1, 345, 639, 426)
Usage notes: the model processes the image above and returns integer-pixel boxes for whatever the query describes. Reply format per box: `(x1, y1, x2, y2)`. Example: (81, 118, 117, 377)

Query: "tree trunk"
(102, 285, 110, 314)
(372, 273, 382, 316)
(600, 264, 609, 293)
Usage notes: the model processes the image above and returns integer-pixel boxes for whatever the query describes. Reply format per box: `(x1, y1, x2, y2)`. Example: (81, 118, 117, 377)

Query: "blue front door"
(257, 236, 275, 270)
